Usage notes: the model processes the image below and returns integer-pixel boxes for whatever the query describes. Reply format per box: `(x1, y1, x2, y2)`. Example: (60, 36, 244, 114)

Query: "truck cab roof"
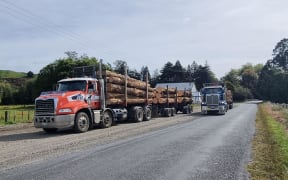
(58, 77, 98, 83)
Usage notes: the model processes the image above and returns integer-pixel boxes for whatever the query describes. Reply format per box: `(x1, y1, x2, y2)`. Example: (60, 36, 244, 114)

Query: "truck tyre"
(133, 107, 144, 122)
(74, 112, 90, 133)
(183, 106, 188, 114)
(100, 110, 113, 128)
(163, 108, 171, 117)
(144, 107, 152, 121)
(171, 108, 176, 116)
(43, 128, 57, 133)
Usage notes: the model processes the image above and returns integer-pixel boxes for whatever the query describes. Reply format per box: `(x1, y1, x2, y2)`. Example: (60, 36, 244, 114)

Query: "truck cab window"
(88, 82, 94, 93)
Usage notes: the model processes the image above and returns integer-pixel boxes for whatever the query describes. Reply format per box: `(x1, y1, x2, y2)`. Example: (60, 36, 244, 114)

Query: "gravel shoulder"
(0, 109, 201, 172)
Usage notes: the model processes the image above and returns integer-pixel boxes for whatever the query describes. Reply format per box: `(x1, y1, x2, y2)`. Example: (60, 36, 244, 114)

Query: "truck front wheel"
(74, 112, 90, 133)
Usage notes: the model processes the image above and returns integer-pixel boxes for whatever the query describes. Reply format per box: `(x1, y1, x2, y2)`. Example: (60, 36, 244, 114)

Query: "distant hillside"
(0, 70, 26, 78)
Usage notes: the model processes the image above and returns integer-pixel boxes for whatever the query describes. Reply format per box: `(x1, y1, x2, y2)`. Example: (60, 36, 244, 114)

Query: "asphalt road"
(1, 103, 257, 180)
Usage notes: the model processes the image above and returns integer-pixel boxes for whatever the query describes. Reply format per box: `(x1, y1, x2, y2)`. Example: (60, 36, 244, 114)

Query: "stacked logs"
(100, 70, 192, 106)
(102, 70, 154, 105)
(152, 87, 193, 104)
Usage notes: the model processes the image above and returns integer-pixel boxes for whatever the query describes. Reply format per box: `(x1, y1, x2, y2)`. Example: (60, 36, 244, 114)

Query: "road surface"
(0, 103, 257, 180)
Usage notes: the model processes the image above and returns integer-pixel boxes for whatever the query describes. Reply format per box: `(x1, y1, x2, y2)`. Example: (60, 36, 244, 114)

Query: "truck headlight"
(219, 101, 226, 105)
(59, 108, 72, 113)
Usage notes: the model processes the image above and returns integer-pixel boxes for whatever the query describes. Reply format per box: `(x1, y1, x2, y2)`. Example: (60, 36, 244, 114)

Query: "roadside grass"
(0, 105, 34, 125)
(248, 103, 288, 179)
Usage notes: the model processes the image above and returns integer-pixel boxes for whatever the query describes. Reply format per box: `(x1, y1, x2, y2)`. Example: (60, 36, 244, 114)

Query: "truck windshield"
(57, 81, 86, 92)
(202, 88, 223, 94)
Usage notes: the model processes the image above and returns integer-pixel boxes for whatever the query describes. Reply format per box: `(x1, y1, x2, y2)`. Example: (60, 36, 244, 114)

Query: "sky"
(1, 0, 288, 78)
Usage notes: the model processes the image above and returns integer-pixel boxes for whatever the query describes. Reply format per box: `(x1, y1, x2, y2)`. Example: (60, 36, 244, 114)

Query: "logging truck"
(34, 61, 193, 133)
(200, 83, 228, 115)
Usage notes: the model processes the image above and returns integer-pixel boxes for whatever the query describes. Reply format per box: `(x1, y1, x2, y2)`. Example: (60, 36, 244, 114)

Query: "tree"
(27, 71, 34, 78)
(257, 38, 288, 103)
(272, 38, 288, 71)
(65, 51, 78, 60)
(128, 69, 141, 80)
(233, 86, 253, 101)
(35, 53, 101, 95)
(173, 60, 185, 82)
(151, 69, 161, 87)
(140, 66, 151, 82)
(240, 64, 259, 98)
(0, 82, 14, 105)
(113, 60, 127, 75)
(160, 61, 174, 82)
(194, 64, 217, 91)
(221, 69, 240, 88)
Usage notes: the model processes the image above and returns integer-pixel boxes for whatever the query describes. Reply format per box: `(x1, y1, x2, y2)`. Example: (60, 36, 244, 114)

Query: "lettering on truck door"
(87, 80, 100, 109)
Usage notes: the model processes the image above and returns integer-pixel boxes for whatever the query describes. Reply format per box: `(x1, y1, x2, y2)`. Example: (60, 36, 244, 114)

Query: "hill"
(0, 70, 26, 78)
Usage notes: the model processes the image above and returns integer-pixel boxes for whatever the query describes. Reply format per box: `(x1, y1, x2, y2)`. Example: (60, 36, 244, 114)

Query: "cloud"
(1, 0, 288, 78)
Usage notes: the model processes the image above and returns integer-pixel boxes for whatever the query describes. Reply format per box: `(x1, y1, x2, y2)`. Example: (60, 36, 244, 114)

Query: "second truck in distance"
(200, 83, 233, 115)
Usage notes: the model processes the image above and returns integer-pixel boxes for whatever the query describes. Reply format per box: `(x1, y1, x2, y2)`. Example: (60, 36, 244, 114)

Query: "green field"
(0, 70, 26, 78)
(0, 105, 34, 125)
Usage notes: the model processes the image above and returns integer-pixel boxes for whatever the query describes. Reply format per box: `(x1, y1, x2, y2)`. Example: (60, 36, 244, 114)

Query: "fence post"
(4, 111, 8, 124)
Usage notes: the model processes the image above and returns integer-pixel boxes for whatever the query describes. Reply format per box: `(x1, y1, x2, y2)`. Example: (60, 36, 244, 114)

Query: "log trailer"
(200, 83, 228, 115)
(34, 61, 192, 133)
(226, 89, 233, 109)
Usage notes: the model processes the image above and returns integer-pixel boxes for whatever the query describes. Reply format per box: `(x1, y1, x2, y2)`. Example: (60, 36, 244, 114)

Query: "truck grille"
(35, 99, 55, 116)
(207, 95, 219, 105)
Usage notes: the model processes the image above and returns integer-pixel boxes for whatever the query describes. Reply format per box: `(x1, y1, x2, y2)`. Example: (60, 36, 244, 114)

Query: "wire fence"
(275, 103, 288, 109)
(0, 110, 34, 125)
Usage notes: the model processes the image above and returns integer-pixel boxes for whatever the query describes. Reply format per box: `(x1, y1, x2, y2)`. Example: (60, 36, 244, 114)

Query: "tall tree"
(257, 38, 288, 103)
(140, 66, 151, 82)
(173, 60, 185, 82)
(160, 61, 174, 82)
(240, 64, 258, 89)
(272, 38, 288, 71)
(194, 64, 217, 91)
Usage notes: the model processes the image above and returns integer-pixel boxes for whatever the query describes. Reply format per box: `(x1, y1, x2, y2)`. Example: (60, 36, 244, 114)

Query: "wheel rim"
(103, 112, 112, 126)
(146, 108, 151, 119)
(78, 115, 88, 130)
(136, 109, 143, 121)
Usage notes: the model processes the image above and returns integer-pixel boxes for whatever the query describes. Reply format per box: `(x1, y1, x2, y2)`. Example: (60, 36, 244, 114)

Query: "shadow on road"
(0, 129, 75, 142)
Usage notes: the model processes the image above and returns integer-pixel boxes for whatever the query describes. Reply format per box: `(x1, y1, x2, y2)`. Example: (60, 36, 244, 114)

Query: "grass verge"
(247, 103, 288, 179)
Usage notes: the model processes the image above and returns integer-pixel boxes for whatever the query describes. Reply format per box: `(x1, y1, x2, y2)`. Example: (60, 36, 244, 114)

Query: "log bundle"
(100, 70, 193, 106)
(152, 87, 193, 104)
(102, 70, 153, 105)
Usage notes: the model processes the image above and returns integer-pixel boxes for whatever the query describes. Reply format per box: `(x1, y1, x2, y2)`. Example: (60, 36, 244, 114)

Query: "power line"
(0, 0, 91, 50)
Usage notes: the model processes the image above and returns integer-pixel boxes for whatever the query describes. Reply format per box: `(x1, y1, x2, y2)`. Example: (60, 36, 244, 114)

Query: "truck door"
(87, 80, 100, 109)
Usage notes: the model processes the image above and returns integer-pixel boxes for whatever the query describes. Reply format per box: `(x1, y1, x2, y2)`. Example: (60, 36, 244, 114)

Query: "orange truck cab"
(34, 77, 113, 133)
